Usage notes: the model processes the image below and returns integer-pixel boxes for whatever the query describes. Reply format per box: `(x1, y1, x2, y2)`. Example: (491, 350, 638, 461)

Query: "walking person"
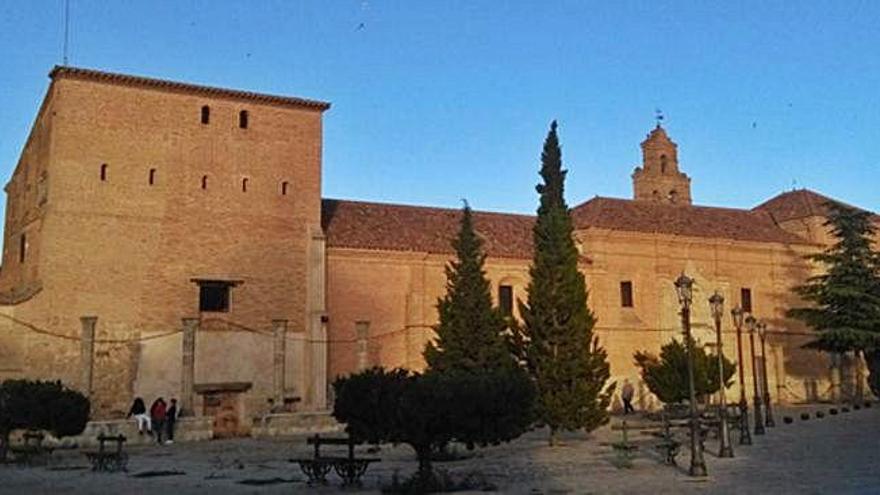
(165, 398, 179, 444)
(150, 397, 167, 445)
(621, 379, 636, 415)
(127, 397, 152, 435)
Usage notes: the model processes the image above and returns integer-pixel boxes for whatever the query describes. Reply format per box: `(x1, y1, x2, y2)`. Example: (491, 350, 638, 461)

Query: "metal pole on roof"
(63, 0, 70, 66)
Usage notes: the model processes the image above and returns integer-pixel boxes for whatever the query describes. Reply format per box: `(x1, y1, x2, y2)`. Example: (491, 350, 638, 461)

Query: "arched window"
(148, 168, 156, 185)
(239, 110, 249, 129)
(201, 175, 208, 190)
(660, 154, 668, 173)
(242, 177, 249, 192)
(100, 163, 108, 181)
(668, 190, 678, 203)
(201, 105, 210, 125)
(281, 181, 289, 196)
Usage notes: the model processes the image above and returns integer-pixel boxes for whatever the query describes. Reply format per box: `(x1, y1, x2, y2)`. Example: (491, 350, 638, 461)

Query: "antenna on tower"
(62, 0, 70, 66)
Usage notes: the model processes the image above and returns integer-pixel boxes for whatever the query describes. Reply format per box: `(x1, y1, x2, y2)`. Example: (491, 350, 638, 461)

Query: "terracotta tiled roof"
(49, 66, 330, 111)
(571, 196, 810, 244)
(321, 199, 536, 259)
(752, 189, 871, 223)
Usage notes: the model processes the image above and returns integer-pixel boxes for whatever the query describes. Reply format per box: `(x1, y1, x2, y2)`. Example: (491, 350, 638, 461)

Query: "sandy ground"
(2, 405, 878, 494)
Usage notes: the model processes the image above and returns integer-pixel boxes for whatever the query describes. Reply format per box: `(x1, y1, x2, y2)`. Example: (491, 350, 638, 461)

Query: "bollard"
(800, 413, 810, 420)
(783, 416, 793, 424)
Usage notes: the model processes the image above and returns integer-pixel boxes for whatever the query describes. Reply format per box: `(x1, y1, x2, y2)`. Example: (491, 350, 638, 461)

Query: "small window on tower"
(18, 233, 26, 264)
(100, 163, 108, 181)
(660, 154, 668, 173)
(620, 281, 634, 307)
(242, 178, 249, 192)
(741, 288, 753, 313)
(239, 110, 249, 129)
(201, 105, 210, 125)
(199, 282, 231, 312)
(148, 168, 156, 185)
(499, 285, 514, 316)
(281, 181, 289, 196)
(201, 175, 208, 190)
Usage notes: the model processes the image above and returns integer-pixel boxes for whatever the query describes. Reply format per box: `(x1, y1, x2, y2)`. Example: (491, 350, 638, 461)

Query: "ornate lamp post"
(745, 315, 766, 435)
(757, 322, 776, 427)
(709, 291, 734, 457)
(674, 273, 707, 477)
(730, 307, 752, 445)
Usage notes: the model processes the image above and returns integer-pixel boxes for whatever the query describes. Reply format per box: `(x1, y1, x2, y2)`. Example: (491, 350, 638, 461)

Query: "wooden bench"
(83, 434, 128, 472)
(292, 434, 379, 486)
(9, 431, 54, 466)
(622, 416, 686, 466)
(651, 417, 681, 466)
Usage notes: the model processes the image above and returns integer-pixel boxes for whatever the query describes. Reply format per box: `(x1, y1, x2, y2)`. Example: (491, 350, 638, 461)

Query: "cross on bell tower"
(631, 122, 692, 205)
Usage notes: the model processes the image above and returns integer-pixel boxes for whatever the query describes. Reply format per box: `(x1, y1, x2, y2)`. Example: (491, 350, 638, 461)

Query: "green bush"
(634, 338, 735, 405)
(333, 367, 533, 488)
(0, 379, 90, 461)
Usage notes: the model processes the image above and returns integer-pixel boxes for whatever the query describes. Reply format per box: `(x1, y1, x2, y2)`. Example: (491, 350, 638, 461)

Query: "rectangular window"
(620, 281, 634, 308)
(499, 285, 513, 315)
(18, 233, 26, 264)
(199, 282, 231, 312)
(741, 288, 753, 313)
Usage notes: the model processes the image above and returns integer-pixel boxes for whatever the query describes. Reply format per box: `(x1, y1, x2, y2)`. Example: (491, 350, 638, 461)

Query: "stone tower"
(631, 125, 691, 205)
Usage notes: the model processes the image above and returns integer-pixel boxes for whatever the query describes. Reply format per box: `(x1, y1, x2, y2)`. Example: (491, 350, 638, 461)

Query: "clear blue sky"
(1, 1, 879, 224)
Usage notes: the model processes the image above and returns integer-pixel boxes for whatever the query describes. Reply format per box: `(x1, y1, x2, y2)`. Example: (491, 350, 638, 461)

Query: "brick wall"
(0, 73, 326, 418)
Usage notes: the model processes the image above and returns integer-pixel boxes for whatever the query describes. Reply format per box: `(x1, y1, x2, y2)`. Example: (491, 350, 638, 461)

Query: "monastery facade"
(0, 67, 861, 435)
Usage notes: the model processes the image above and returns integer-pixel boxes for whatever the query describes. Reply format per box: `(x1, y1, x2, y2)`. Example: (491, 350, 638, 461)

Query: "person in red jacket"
(150, 397, 168, 445)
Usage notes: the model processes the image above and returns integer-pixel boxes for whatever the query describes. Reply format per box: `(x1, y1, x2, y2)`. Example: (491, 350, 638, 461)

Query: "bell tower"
(632, 125, 692, 205)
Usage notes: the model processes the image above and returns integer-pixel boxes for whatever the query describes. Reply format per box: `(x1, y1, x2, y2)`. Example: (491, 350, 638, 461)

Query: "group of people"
(127, 397, 179, 444)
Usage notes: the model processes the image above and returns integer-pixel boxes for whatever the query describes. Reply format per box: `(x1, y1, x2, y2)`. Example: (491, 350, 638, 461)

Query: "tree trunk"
(415, 445, 434, 487)
(830, 353, 842, 403)
(0, 431, 8, 463)
(549, 427, 557, 446)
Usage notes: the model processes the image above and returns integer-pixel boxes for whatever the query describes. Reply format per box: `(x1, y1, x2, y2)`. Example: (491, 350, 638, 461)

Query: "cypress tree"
(788, 201, 880, 396)
(514, 121, 614, 445)
(424, 202, 516, 374)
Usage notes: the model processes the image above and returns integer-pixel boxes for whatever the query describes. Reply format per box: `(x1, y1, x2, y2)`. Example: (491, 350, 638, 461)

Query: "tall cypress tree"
(425, 202, 516, 374)
(514, 121, 614, 445)
(788, 201, 880, 396)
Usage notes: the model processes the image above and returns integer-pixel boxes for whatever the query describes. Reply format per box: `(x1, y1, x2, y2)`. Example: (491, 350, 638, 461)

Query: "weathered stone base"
(65, 416, 214, 447)
(250, 411, 342, 438)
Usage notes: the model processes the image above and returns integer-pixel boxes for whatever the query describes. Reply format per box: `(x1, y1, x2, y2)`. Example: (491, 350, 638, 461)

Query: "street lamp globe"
(674, 273, 695, 307)
(709, 291, 724, 319)
(731, 306, 744, 329)
(745, 314, 757, 332)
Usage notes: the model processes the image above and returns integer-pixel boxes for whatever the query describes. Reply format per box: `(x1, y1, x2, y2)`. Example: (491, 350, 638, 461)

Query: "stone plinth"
(250, 411, 342, 438)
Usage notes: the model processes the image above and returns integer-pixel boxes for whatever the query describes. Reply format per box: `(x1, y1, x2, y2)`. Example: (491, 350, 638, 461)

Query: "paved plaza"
(2, 405, 878, 494)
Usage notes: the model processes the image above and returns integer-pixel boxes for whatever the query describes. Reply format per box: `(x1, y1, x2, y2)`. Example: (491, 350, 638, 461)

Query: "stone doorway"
(195, 382, 251, 438)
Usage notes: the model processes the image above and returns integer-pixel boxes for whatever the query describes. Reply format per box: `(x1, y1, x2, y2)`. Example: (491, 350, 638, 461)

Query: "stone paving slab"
(1, 404, 877, 494)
